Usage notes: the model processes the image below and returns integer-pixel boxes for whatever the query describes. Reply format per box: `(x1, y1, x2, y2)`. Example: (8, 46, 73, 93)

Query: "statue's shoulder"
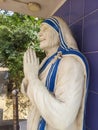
(61, 54, 79, 63)
(60, 54, 84, 70)
(57, 55, 85, 78)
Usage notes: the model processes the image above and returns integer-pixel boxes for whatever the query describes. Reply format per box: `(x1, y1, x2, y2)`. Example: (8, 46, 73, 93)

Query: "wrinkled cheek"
(39, 41, 49, 50)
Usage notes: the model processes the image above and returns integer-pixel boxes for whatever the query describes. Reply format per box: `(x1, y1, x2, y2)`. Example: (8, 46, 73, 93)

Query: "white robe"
(24, 54, 87, 130)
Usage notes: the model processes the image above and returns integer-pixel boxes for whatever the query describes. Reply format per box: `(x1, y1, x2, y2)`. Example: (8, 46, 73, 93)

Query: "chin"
(40, 43, 48, 50)
(40, 46, 47, 51)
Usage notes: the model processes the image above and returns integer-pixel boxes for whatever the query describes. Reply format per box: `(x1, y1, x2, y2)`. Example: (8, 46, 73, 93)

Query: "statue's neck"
(45, 46, 58, 58)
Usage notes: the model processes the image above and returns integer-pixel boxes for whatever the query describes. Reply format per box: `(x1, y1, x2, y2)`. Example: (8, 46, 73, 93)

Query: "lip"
(39, 38, 46, 42)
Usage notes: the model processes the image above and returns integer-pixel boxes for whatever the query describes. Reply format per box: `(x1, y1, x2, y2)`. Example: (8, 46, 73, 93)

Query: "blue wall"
(55, 0, 98, 130)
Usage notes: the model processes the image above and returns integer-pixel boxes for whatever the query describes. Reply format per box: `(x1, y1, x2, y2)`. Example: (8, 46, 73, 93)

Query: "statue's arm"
(21, 77, 28, 95)
(27, 56, 85, 129)
(21, 48, 39, 105)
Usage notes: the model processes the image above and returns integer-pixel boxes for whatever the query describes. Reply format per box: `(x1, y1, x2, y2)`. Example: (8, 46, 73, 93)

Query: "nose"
(38, 31, 42, 38)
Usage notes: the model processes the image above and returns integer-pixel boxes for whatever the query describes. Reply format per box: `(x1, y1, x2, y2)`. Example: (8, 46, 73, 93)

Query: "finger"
(29, 48, 34, 62)
(26, 49, 32, 63)
(32, 50, 37, 63)
(29, 48, 36, 63)
(28, 48, 32, 63)
(23, 52, 27, 64)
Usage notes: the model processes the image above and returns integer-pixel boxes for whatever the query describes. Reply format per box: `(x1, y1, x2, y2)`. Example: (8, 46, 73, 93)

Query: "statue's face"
(38, 23, 59, 50)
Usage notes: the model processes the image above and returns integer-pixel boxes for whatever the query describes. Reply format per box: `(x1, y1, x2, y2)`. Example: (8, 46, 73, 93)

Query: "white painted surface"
(0, 0, 67, 18)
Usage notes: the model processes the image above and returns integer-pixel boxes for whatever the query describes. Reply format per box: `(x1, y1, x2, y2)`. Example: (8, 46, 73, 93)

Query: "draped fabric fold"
(37, 17, 89, 130)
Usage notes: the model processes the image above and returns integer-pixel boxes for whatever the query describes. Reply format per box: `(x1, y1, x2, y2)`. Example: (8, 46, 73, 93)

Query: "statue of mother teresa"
(21, 16, 89, 130)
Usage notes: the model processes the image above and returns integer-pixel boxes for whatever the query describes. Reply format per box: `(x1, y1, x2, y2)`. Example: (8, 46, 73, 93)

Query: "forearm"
(27, 76, 83, 129)
(21, 78, 28, 95)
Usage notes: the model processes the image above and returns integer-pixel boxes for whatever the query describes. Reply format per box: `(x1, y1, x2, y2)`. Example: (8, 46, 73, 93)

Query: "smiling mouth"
(39, 38, 46, 42)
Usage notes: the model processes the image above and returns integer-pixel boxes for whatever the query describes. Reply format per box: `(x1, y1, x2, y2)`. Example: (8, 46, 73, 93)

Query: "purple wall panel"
(55, 0, 98, 130)
(86, 92, 98, 130)
(85, 0, 98, 16)
(85, 53, 98, 92)
(70, 0, 84, 24)
(70, 20, 83, 51)
(54, 1, 70, 24)
(83, 11, 98, 52)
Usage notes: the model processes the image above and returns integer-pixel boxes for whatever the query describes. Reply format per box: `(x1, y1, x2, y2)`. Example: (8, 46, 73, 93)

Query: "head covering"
(43, 17, 69, 51)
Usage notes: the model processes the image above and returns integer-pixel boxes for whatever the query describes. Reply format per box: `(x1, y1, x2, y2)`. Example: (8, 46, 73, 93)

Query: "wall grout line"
(83, 51, 98, 54)
(69, 17, 83, 27)
(69, 8, 98, 26)
(81, 0, 85, 52)
(84, 8, 98, 18)
(89, 90, 98, 95)
(69, 0, 71, 25)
